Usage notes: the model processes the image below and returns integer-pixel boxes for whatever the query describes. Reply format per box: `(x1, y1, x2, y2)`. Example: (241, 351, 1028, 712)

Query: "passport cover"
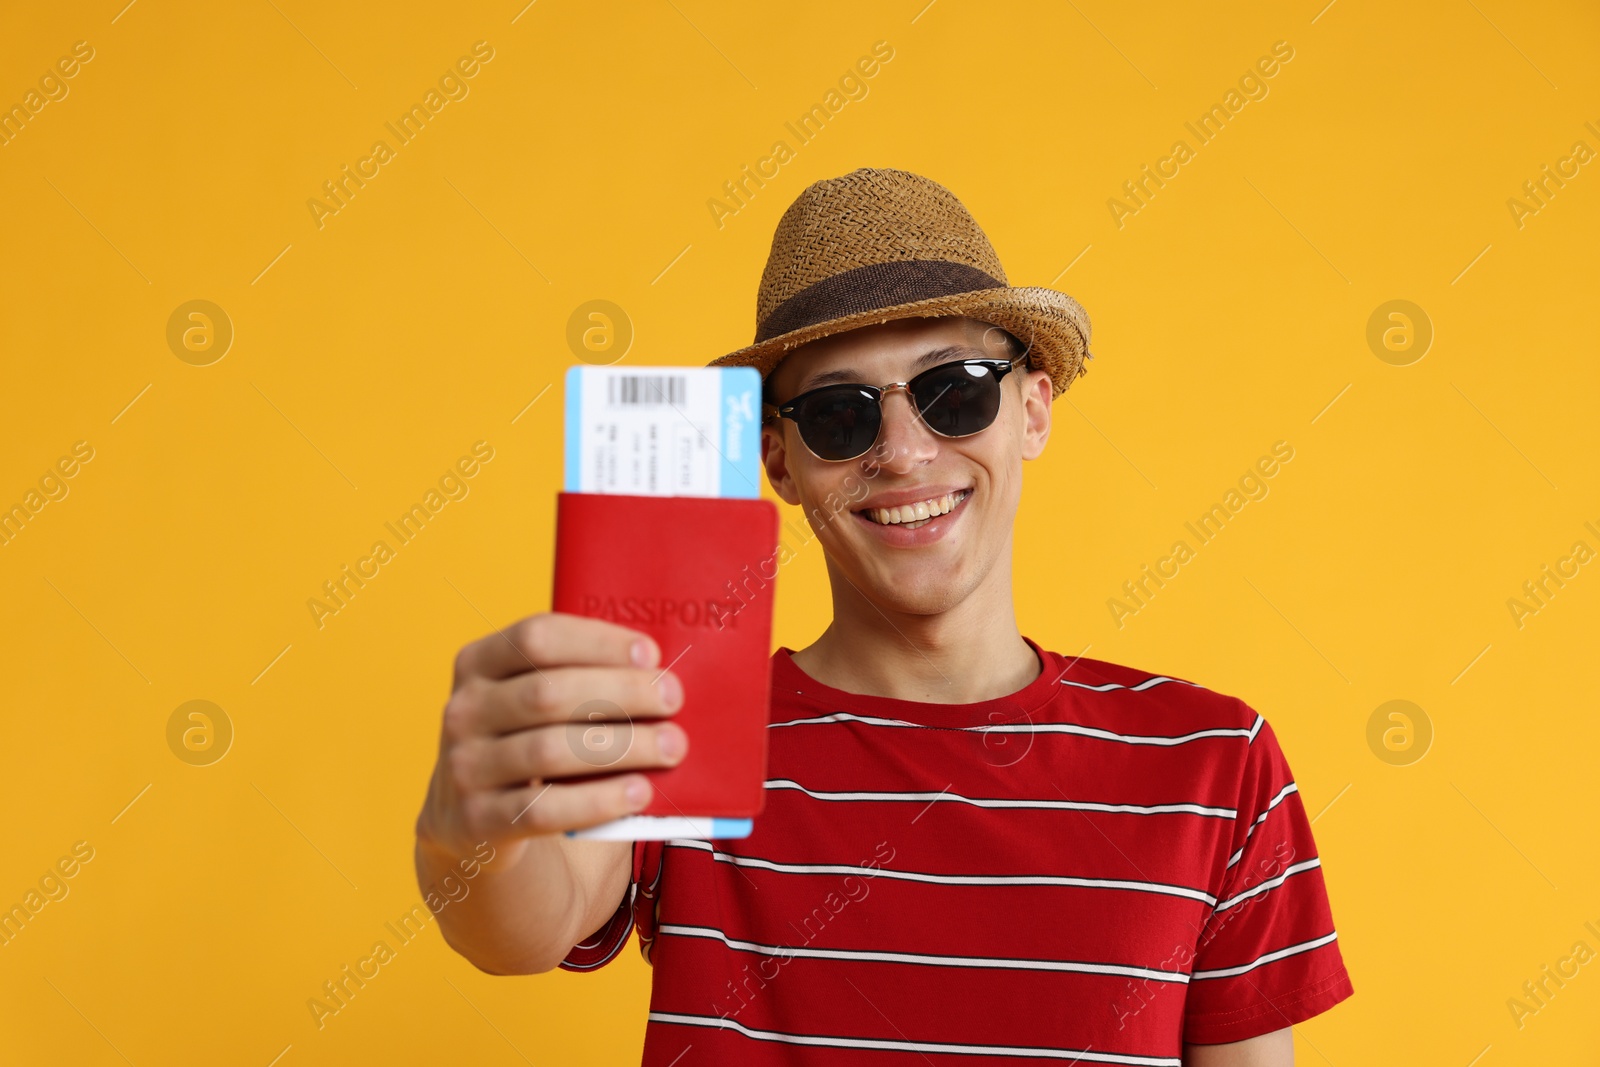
(551, 491, 779, 817)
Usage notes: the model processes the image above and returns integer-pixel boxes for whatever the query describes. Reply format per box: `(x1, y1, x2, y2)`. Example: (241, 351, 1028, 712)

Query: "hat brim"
(708, 286, 1092, 400)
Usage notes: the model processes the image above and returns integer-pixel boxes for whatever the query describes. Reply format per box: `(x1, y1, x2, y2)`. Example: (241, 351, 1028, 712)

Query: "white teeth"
(865, 491, 968, 525)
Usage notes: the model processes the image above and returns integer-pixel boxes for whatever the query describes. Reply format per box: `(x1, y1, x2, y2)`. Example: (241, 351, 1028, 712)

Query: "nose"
(867, 386, 939, 474)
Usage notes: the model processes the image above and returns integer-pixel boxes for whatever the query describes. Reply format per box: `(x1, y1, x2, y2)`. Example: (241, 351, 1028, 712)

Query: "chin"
(853, 558, 979, 617)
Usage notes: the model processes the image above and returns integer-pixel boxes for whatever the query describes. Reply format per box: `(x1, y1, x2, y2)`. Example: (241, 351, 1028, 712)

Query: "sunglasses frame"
(763, 354, 1028, 463)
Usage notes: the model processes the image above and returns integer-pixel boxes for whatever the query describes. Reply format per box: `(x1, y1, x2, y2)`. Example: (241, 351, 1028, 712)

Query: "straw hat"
(709, 167, 1093, 399)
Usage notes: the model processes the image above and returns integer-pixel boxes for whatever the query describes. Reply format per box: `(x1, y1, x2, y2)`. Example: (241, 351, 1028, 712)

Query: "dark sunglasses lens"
(912, 363, 1003, 438)
(796, 387, 881, 460)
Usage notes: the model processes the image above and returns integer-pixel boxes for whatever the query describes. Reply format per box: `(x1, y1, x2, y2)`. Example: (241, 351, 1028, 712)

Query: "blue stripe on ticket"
(718, 368, 761, 499)
(563, 366, 583, 493)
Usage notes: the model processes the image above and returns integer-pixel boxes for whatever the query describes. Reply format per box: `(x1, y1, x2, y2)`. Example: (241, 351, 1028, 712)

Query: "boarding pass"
(563, 365, 761, 498)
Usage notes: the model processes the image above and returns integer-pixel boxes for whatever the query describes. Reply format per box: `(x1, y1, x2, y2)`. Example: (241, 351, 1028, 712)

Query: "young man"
(415, 168, 1354, 1065)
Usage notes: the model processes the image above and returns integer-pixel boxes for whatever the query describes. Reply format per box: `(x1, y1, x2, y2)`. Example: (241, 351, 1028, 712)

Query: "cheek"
(797, 470, 859, 533)
(983, 471, 1024, 538)
(969, 431, 1024, 502)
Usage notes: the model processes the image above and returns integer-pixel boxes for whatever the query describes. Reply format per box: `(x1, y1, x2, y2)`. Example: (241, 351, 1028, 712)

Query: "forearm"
(413, 613, 676, 974)
(416, 835, 623, 975)
(1183, 1027, 1293, 1066)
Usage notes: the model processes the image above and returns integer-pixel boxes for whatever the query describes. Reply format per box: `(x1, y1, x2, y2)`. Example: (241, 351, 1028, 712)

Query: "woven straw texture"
(710, 167, 1093, 399)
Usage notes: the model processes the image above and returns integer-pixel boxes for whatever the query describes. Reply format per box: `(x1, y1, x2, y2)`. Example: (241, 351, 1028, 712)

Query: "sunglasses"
(764, 355, 1026, 462)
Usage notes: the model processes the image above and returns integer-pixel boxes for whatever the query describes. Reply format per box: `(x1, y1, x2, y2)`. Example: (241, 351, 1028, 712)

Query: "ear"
(1018, 369, 1052, 461)
(761, 423, 803, 505)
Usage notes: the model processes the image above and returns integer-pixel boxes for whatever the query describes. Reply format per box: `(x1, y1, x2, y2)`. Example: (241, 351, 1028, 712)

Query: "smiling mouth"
(859, 490, 970, 530)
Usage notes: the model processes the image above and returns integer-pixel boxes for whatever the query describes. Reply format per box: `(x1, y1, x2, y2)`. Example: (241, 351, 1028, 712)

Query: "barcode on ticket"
(607, 375, 688, 406)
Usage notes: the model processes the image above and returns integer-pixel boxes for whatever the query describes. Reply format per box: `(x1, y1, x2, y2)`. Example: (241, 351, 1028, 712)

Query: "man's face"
(761, 316, 1053, 617)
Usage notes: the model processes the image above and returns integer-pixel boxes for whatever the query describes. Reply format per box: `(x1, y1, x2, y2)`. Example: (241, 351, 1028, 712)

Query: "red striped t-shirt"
(562, 638, 1354, 1064)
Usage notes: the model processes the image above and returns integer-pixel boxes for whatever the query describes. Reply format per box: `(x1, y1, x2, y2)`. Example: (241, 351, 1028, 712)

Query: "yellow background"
(2, 0, 1596, 1063)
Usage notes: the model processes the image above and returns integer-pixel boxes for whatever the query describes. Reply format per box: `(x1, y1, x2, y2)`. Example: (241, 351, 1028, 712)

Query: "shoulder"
(1037, 647, 1263, 737)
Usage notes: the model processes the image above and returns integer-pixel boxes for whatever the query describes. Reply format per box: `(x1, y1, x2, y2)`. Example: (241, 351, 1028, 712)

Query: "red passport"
(551, 491, 779, 818)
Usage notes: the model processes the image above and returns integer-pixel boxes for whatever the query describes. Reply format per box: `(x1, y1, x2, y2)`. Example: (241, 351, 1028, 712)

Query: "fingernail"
(625, 777, 651, 808)
(657, 724, 685, 761)
(657, 673, 682, 711)
(631, 639, 657, 668)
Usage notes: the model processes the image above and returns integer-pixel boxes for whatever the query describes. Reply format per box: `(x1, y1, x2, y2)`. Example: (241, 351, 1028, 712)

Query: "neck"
(792, 546, 1040, 704)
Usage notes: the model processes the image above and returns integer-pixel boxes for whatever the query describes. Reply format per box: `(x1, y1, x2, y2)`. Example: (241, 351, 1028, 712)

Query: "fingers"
(464, 774, 659, 837)
(438, 611, 684, 839)
(448, 665, 682, 740)
(449, 719, 689, 792)
(454, 613, 660, 684)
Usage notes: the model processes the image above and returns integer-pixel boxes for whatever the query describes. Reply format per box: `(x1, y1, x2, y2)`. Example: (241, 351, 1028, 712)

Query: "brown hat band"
(754, 259, 1003, 344)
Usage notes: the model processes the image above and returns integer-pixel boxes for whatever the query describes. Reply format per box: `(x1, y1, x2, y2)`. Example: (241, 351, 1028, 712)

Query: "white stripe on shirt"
(649, 1011, 1184, 1065)
(1224, 782, 1300, 870)
(658, 923, 1192, 984)
(666, 837, 1219, 905)
(1058, 675, 1206, 694)
(767, 710, 1259, 747)
(764, 779, 1237, 819)
(1190, 931, 1339, 980)
(1215, 858, 1322, 913)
